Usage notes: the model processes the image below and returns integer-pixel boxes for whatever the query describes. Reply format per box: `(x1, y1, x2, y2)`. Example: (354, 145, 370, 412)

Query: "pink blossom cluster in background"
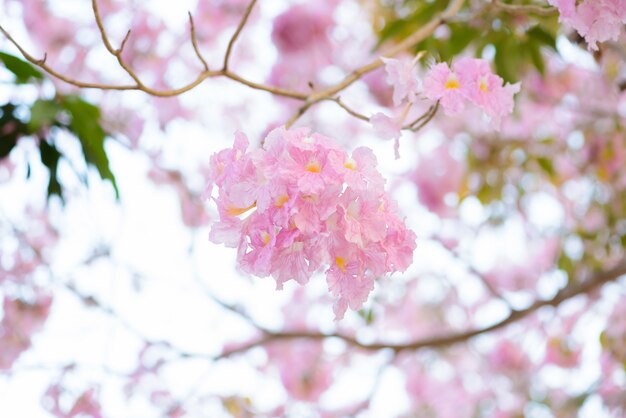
(422, 58, 521, 128)
(43, 384, 103, 418)
(0, 294, 52, 370)
(268, 2, 337, 97)
(206, 127, 416, 319)
(549, 0, 626, 49)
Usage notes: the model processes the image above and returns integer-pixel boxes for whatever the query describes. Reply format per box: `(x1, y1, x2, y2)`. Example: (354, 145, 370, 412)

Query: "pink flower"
(381, 57, 420, 106)
(544, 338, 581, 368)
(550, 0, 626, 49)
(327, 147, 385, 192)
(422, 58, 520, 127)
(370, 112, 402, 158)
(266, 341, 333, 401)
(370, 112, 402, 141)
(271, 4, 334, 55)
(206, 127, 416, 318)
(458, 57, 521, 128)
(411, 144, 465, 217)
(326, 257, 375, 320)
(423, 62, 467, 114)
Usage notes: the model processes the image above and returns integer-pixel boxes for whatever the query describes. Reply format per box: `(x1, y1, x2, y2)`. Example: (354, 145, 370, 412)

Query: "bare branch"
(92, 0, 143, 87)
(286, 0, 466, 127)
(405, 101, 439, 132)
(0, 24, 308, 99)
(223, 0, 257, 71)
(119, 29, 132, 54)
(216, 260, 626, 357)
(222, 70, 307, 99)
(491, 1, 558, 17)
(331, 97, 371, 122)
(188, 12, 209, 71)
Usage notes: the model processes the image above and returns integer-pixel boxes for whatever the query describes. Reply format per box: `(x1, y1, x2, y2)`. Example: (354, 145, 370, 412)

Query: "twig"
(491, 1, 558, 17)
(92, 0, 143, 87)
(188, 12, 209, 71)
(222, 0, 257, 71)
(405, 101, 439, 132)
(285, 0, 466, 128)
(330, 97, 371, 121)
(216, 260, 626, 357)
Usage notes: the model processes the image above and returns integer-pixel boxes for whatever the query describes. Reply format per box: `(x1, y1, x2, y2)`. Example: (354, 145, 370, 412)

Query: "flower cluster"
(206, 127, 416, 319)
(550, 0, 626, 49)
(0, 294, 52, 369)
(422, 58, 521, 128)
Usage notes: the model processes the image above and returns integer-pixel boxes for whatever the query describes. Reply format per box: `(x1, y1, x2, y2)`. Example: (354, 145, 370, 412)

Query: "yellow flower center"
(261, 231, 271, 245)
(305, 161, 321, 173)
(335, 256, 347, 272)
(444, 73, 460, 90)
(274, 194, 289, 208)
(344, 157, 357, 171)
(479, 76, 489, 92)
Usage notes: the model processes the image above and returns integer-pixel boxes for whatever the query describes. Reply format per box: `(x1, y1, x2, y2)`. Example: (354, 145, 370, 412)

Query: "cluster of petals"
(266, 340, 333, 402)
(422, 58, 520, 128)
(206, 127, 416, 319)
(549, 0, 626, 49)
(0, 294, 52, 369)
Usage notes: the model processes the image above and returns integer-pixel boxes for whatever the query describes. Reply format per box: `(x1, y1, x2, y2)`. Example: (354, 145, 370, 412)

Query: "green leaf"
(527, 26, 557, 49)
(537, 157, 555, 176)
(60, 95, 119, 198)
(0, 103, 29, 158)
(446, 25, 481, 59)
(39, 140, 63, 201)
(0, 52, 44, 84)
(527, 41, 546, 75)
(494, 36, 521, 83)
(29, 99, 61, 133)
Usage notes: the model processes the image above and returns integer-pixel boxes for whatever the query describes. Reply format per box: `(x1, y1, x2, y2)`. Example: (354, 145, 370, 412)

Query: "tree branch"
(217, 260, 626, 357)
(223, 0, 257, 71)
(491, 1, 558, 17)
(285, 0, 466, 128)
(188, 12, 209, 72)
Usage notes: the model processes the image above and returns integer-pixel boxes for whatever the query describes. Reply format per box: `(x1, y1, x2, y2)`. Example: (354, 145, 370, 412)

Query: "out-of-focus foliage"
(0, 53, 118, 201)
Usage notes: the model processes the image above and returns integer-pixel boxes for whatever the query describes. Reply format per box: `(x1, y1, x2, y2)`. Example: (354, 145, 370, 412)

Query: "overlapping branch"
(0, 0, 306, 99)
(1, 0, 465, 124)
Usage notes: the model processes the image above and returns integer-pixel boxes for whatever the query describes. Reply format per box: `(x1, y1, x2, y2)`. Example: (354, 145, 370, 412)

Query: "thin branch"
(222, 0, 257, 71)
(188, 12, 209, 71)
(491, 1, 558, 17)
(222, 70, 307, 99)
(331, 97, 371, 122)
(92, 0, 143, 87)
(285, 0, 466, 127)
(0, 23, 309, 98)
(217, 260, 626, 357)
(405, 101, 439, 132)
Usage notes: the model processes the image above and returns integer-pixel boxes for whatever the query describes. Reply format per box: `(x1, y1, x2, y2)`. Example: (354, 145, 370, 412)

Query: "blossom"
(549, 0, 626, 49)
(411, 143, 465, 217)
(207, 127, 416, 319)
(271, 4, 334, 55)
(423, 62, 467, 114)
(382, 57, 420, 106)
(422, 58, 520, 128)
(266, 341, 333, 402)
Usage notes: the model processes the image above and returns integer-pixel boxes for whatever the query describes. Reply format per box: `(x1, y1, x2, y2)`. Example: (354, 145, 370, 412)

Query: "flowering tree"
(1, 0, 626, 416)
